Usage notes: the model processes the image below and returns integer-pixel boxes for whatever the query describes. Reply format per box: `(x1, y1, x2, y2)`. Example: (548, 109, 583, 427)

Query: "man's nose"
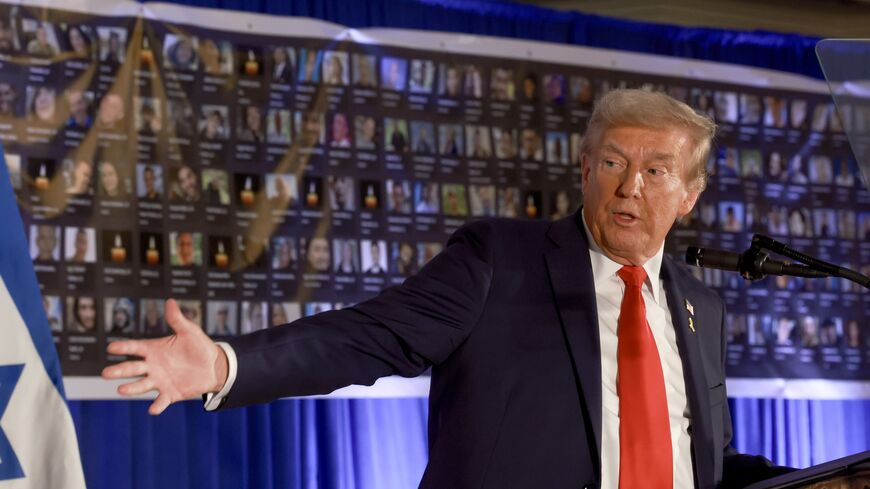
(616, 167, 643, 198)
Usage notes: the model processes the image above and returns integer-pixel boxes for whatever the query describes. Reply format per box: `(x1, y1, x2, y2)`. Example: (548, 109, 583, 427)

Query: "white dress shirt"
(203, 342, 238, 411)
(581, 212, 693, 489)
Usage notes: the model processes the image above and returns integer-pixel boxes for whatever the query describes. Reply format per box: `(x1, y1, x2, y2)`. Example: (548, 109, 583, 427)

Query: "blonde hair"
(579, 88, 716, 192)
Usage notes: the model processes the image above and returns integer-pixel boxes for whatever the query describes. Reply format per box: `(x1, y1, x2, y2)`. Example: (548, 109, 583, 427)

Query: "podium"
(744, 450, 870, 489)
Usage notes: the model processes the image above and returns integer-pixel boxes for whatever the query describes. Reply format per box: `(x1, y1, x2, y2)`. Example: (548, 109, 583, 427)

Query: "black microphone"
(685, 246, 829, 280)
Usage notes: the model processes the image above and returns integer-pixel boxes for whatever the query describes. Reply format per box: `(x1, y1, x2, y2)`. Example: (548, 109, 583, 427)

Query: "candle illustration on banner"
(140, 36, 153, 66)
(240, 176, 254, 206)
(306, 181, 318, 207)
(525, 194, 537, 218)
(35, 163, 48, 190)
(111, 234, 126, 263)
(364, 184, 377, 209)
(245, 50, 259, 75)
(146, 236, 159, 265)
(215, 240, 229, 268)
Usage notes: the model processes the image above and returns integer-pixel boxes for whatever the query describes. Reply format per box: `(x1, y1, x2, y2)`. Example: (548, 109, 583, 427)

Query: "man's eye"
(648, 168, 664, 176)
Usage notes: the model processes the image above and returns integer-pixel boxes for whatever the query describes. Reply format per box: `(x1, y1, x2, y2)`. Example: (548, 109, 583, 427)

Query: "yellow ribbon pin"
(688, 317, 695, 333)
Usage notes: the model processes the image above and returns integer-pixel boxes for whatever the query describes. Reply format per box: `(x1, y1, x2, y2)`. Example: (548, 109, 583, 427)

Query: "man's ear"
(678, 190, 700, 217)
(581, 154, 591, 193)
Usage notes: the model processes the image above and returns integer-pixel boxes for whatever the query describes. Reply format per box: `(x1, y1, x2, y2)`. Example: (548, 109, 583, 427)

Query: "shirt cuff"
(203, 341, 238, 411)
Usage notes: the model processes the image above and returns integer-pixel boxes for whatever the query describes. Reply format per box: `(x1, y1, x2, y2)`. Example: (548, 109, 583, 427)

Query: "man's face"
(370, 243, 379, 264)
(523, 78, 535, 98)
(99, 94, 123, 125)
(362, 117, 375, 140)
(35, 88, 54, 114)
(176, 40, 194, 64)
(143, 168, 155, 192)
(308, 238, 330, 271)
(177, 233, 194, 264)
(68, 91, 86, 117)
(273, 48, 286, 64)
(341, 241, 353, 262)
(144, 301, 159, 322)
(326, 56, 341, 81)
(446, 68, 459, 95)
(113, 308, 128, 327)
(206, 112, 220, 133)
(581, 125, 699, 265)
(303, 113, 321, 141)
(399, 243, 413, 263)
(492, 70, 508, 95)
(411, 62, 422, 83)
(179, 167, 197, 197)
(36, 226, 56, 258)
(391, 184, 405, 207)
(358, 59, 373, 85)
(388, 62, 400, 86)
(332, 114, 347, 139)
(74, 230, 88, 255)
(216, 309, 228, 327)
(246, 106, 261, 131)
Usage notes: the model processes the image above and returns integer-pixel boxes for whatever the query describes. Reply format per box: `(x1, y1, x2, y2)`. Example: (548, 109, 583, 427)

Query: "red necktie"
(616, 266, 673, 489)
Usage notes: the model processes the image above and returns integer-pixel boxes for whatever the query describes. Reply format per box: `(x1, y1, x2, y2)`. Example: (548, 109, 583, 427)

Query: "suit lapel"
(661, 258, 715, 489)
(543, 211, 603, 475)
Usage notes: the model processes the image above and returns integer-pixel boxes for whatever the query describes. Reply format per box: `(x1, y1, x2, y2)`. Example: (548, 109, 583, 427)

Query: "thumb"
(165, 298, 199, 336)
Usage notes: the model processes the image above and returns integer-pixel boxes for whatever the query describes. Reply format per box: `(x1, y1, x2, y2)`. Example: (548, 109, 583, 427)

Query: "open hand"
(101, 299, 228, 415)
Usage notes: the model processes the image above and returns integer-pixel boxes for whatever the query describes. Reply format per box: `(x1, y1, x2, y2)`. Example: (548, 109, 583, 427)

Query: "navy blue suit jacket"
(221, 210, 787, 488)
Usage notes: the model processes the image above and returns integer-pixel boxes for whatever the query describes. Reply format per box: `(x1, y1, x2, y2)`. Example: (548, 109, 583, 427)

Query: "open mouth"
(612, 211, 639, 225)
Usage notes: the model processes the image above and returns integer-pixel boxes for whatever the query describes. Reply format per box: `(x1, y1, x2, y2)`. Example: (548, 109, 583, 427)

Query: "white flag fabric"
(0, 145, 86, 488)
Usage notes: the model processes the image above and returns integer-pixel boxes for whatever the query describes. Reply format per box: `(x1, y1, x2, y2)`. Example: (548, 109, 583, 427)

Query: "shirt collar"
(580, 207, 665, 305)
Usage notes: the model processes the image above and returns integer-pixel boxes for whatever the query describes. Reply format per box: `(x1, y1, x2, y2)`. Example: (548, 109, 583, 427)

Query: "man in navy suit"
(104, 89, 790, 488)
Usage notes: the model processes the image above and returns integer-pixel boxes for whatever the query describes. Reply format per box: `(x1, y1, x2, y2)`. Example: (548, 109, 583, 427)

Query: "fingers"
(149, 393, 173, 416)
(164, 298, 197, 335)
(107, 339, 148, 357)
(117, 377, 155, 396)
(101, 360, 148, 380)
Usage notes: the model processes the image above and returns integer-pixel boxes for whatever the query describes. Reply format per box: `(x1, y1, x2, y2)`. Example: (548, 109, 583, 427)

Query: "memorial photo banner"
(1, 0, 867, 399)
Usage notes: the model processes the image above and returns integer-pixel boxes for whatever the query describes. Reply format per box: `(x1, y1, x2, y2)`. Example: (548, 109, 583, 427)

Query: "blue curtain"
(64, 2, 863, 488)
(68, 397, 870, 488)
(730, 398, 870, 468)
(69, 398, 430, 489)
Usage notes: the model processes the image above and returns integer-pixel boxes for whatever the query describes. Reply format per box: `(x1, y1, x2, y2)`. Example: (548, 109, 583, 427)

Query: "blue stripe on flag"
(0, 363, 25, 480)
(0, 144, 67, 399)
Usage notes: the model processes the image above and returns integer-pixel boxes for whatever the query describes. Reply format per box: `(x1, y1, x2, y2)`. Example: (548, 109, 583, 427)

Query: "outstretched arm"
(103, 220, 495, 414)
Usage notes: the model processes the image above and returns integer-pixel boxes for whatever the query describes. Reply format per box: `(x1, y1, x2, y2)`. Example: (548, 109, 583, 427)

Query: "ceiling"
(515, 0, 870, 38)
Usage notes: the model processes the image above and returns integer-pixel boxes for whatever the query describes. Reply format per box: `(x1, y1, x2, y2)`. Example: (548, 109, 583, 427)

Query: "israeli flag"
(0, 146, 85, 487)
